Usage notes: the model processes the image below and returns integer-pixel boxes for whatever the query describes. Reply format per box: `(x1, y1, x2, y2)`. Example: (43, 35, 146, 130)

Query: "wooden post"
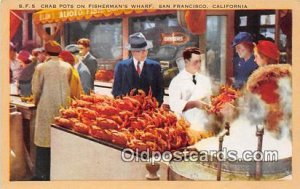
(226, 11, 235, 83)
(22, 13, 28, 47)
(275, 10, 280, 47)
(60, 24, 65, 48)
(122, 17, 129, 60)
(199, 34, 207, 73)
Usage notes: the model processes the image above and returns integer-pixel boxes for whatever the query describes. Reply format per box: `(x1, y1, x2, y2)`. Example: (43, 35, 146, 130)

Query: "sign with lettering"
(161, 32, 190, 46)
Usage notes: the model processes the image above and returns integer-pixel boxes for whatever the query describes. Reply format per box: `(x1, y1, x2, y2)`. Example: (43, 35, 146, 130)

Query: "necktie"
(136, 61, 141, 75)
(192, 75, 197, 85)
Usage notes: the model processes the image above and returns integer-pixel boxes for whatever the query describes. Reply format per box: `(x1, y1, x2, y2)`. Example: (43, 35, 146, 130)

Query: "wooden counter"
(10, 95, 36, 172)
(50, 125, 169, 180)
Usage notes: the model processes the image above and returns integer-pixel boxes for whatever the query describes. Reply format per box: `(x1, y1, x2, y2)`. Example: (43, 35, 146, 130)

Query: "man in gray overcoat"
(77, 38, 97, 90)
(31, 40, 72, 180)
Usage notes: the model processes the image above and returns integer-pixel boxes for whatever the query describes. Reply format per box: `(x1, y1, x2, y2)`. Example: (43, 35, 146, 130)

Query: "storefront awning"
(33, 9, 160, 24)
(10, 10, 23, 40)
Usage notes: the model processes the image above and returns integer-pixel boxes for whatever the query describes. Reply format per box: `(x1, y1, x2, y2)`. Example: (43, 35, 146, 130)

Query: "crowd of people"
(169, 32, 291, 138)
(9, 31, 291, 181)
(9, 38, 98, 180)
(9, 38, 96, 98)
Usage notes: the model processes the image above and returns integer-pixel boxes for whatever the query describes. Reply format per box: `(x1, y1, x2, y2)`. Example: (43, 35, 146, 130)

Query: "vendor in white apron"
(169, 47, 212, 132)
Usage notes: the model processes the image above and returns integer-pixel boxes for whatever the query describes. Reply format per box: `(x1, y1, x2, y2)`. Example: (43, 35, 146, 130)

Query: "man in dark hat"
(112, 32, 164, 105)
(17, 50, 35, 96)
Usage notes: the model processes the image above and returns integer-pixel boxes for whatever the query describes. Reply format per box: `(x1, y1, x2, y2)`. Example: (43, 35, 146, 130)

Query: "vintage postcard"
(1, 0, 300, 189)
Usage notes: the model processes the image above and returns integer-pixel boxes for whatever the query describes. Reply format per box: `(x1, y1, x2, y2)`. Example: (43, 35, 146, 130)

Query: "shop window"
(239, 16, 247, 27)
(259, 27, 275, 40)
(206, 16, 227, 84)
(235, 10, 276, 41)
(260, 14, 275, 25)
(64, 19, 123, 65)
(259, 14, 276, 41)
(129, 14, 199, 88)
(279, 29, 288, 63)
(45, 27, 51, 35)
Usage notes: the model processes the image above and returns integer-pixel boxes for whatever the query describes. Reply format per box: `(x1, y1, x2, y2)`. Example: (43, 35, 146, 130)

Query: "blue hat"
(232, 32, 253, 47)
(65, 44, 80, 55)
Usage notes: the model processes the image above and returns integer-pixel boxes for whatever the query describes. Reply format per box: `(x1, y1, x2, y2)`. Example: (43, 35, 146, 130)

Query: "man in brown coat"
(31, 40, 72, 180)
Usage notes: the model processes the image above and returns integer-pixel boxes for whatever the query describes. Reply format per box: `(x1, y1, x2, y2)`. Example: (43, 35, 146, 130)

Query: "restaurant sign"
(33, 9, 158, 24)
(161, 32, 190, 46)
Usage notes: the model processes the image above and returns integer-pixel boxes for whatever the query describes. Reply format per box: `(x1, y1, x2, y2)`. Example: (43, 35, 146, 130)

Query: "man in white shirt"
(169, 47, 212, 131)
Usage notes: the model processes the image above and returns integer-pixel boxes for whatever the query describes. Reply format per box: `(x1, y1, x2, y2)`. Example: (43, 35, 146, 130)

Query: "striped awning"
(33, 9, 159, 24)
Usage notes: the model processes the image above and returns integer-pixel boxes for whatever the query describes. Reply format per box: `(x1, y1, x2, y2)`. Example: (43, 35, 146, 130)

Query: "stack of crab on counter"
(54, 89, 195, 153)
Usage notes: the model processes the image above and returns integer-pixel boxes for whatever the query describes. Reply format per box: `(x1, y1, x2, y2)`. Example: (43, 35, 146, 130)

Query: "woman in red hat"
(246, 40, 291, 134)
(17, 50, 35, 96)
(59, 50, 83, 99)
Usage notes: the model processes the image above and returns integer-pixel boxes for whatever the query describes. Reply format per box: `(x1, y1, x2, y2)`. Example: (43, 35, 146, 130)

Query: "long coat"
(18, 62, 36, 96)
(112, 58, 164, 105)
(81, 53, 97, 90)
(70, 67, 83, 99)
(32, 57, 72, 147)
(77, 62, 92, 94)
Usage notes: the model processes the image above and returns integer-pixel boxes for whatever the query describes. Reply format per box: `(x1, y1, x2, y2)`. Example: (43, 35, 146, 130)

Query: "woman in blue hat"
(232, 32, 258, 89)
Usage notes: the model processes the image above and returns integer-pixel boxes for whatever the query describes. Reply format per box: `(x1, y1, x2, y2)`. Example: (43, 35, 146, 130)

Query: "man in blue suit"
(112, 32, 164, 105)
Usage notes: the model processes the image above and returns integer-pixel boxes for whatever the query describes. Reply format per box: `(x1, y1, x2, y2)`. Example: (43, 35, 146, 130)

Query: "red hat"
(32, 47, 45, 57)
(17, 50, 31, 63)
(59, 50, 75, 64)
(45, 40, 62, 54)
(256, 40, 280, 62)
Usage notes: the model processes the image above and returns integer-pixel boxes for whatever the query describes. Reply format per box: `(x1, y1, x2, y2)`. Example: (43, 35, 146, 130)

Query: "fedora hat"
(17, 50, 32, 64)
(126, 32, 153, 51)
(45, 40, 62, 54)
(65, 44, 80, 55)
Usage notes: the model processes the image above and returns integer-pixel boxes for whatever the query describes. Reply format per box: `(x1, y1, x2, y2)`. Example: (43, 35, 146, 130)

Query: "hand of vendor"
(183, 100, 211, 112)
(198, 101, 211, 111)
(218, 102, 237, 122)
